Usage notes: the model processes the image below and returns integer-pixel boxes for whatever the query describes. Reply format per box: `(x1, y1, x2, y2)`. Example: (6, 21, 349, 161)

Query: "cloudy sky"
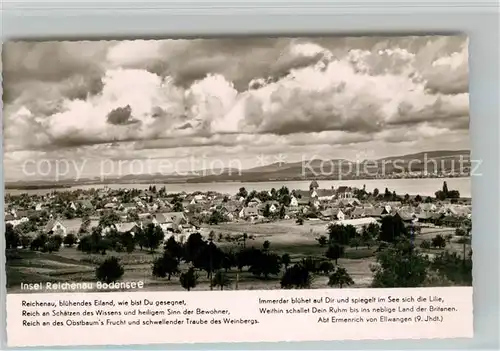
(2, 35, 469, 181)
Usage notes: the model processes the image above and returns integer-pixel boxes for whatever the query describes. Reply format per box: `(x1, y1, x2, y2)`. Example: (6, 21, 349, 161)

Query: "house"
(261, 201, 279, 213)
(439, 205, 472, 217)
(337, 198, 361, 208)
(104, 203, 117, 209)
(331, 217, 379, 233)
(119, 222, 142, 235)
(396, 210, 417, 223)
(416, 211, 435, 223)
(364, 207, 388, 218)
(247, 198, 262, 207)
(321, 208, 345, 221)
(5, 214, 23, 227)
(35, 203, 44, 211)
(290, 196, 299, 207)
(44, 219, 67, 236)
(239, 206, 259, 219)
(336, 186, 353, 199)
(194, 194, 205, 201)
(417, 203, 437, 212)
(316, 189, 336, 201)
(69, 202, 78, 211)
(147, 203, 159, 212)
(77, 199, 94, 210)
(385, 201, 402, 209)
(440, 216, 464, 228)
(119, 203, 137, 212)
(350, 207, 367, 219)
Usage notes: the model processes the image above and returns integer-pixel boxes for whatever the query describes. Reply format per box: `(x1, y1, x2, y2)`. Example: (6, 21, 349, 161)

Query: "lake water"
(6, 177, 472, 198)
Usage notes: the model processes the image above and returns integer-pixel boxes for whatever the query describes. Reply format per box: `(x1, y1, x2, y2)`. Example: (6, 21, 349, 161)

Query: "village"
(4, 180, 472, 292)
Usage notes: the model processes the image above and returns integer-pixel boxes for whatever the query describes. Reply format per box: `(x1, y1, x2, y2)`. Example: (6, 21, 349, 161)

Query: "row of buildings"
(4, 183, 472, 241)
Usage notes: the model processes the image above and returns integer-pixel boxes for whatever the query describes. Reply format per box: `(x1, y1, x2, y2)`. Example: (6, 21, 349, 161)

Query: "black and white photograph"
(3, 35, 473, 294)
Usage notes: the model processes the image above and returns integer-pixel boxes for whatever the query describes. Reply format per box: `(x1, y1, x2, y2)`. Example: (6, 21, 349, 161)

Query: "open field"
(6, 219, 467, 293)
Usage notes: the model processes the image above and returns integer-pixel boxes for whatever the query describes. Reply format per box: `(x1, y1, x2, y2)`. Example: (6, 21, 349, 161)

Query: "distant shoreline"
(4, 174, 471, 191)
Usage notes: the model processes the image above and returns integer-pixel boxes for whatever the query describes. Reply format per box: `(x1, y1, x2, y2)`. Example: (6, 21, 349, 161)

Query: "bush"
(63, 233, 78, 247)
(281, 264, 312, 289)
(180, 267, 198, 291)
(96, 257, 124, 284)
(456, 237, 471, 245)
(419, 240, 431, 249)
(431, 235, 446, 249)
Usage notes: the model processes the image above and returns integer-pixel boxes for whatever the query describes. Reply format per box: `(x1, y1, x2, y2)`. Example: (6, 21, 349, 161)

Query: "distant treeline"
(5, 184, 71, 190)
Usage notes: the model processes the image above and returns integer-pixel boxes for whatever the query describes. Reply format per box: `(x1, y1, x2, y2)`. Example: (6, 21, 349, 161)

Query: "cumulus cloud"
(2, 35, 470, 180)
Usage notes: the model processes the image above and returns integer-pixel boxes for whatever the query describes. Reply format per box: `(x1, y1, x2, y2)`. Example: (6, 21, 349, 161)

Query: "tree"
(325, 244, 344, 264)
(241, 233, 248, 248)
(415, 194, 422, 202)
(361, 223, 379, 248)
(328, 266, 354, 288)
(31, 234, 48, 251)
(180, 267, 198, 291)
(5, 223, 20, 249)
(349, 237, 362, 250)
(211, 270, 231, 290)
(19, 234, 32, 249)
(420, 240, 431, 249)
(164, 236, 183, 261)
(435, 190, 447, 201)
(152, 252, 180, 280)
(77, 235, 93, 254)
(442, 181, 449, 195)
(98, 211, 120, 230)
(63, 233, 77, 247)
(208, 210, 225, 225)
(208, 231, 216, 242)
(193, 241, 224, 280)
(431, 235, 446, 249)
(262, 204, 271, 218)
(44, 238, 61, 253)
(296, 217, 304, 225)
(316, 235, 328, 247)
(96, 257, 124, 284)
(120, 232, 136, 253)
(172, 201, 184, 213)
(373, 188, 379, 197)
(371, 239, 430, 288)
(262, 240, 270, 251)
(281, 253, 291, 269)
(384, 187, 391, 199)
(430, 251, 472, 285)
(279, 205, 286, 219)
(184, 233, 205, 262)
(379, 215, 408, 243)
(249, 252, 281, 279)
(327, 224, 355, 246)
(319, 260, 334, 274)
(221, 252, 236, 272)
(281, 264, 312, 289)
(143, 224, 164, 253)
(127, 211, 140, 222)
(99, 238, 113, 255)
(52, 234, 64, 247)
(79, 217, 91, 235)
(237, 187, 248, 198)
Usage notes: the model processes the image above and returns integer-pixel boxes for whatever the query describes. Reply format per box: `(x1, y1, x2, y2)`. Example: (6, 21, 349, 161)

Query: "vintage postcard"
(3, 36, 473, 347)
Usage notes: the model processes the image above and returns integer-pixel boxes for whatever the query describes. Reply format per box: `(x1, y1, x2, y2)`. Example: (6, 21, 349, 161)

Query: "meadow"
(6, 219, 464, 293)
